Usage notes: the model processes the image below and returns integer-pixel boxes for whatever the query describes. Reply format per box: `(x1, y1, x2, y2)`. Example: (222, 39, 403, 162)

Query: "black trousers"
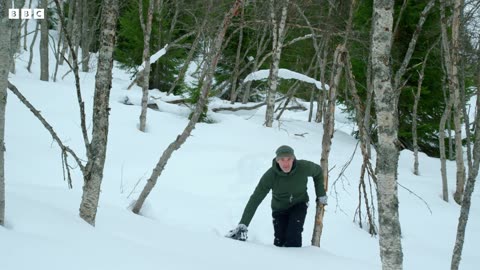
(272, 202, 308, 247)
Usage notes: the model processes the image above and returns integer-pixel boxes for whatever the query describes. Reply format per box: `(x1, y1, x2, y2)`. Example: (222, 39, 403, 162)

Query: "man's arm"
(238, 171, 273, 226)
(308, 161, 326, 198)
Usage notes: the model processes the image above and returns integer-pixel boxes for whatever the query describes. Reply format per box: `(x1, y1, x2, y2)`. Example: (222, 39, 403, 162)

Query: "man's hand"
(317, 195, 328, 205)
(226, 224, 248, 241)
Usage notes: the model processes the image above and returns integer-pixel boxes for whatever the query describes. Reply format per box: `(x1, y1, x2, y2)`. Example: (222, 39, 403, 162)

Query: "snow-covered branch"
(243, 68, 329, 90)
(139, 44, 168, 71)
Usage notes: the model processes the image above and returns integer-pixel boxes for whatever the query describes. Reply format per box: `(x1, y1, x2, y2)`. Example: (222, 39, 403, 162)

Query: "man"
(227, 145, 327, 247)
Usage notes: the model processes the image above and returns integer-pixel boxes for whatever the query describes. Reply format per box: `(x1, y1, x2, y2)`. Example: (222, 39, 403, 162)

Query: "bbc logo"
(9, 9, 45, 19)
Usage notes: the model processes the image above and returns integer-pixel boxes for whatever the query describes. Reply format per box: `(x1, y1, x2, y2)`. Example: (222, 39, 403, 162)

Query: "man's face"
(276, 156, 294, 173)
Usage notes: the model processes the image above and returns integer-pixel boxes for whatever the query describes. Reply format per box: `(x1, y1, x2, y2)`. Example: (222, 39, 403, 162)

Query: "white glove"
(226, 224, 248, 241)
(317, 195, 328, 205)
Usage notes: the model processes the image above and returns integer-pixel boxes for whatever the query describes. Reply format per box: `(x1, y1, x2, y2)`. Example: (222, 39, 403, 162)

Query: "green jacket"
(239, 159, 325, 226)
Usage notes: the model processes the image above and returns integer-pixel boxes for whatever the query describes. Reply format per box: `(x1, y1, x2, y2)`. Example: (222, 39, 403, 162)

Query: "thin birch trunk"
(413, 43, 436, 175)
(9, 0, 25, 73)
(132, 0, 242, 214)
(265, 0, 289, 127)
(312, 44, 346, 247)
(364, 51, 373, 158)
(439, 35, 452, 202)
(0, 0, 12, 226)
(393, 0, 435, 94)
(53, 0, 65, 81)
(166, 26, 204, 95)
(79, 0, 119, 226)
(315, 38, 329, 123)
(242, 26, 269, 104)
(61, 0, 76, 66)
(346, 50, 377, 235)
(450, 52, 480, 270)
(151, 0, 163, 89)
(275, 81, 300, 120)
(315, 3, 335, 123)
(23, 0, 33, 51)
(440, 91, 454, 202)
(81, 0, 91, 72)
(27, 20, 40, 73)
(53, 0, 91, 160)
(40, 0, 49, 81)
(371, 0, 403, 269)
(440, 0, 465, 204)
(138, 0, 154, 132)
(230, 3, 245, 104)
(73, 0, 82, 61)
(293, 2, 322, 123)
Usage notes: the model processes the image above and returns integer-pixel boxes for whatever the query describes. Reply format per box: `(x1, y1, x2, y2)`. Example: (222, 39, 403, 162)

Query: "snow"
(244, 68, 330, 90)
(139, 44, 168, 71)
(2, 19, 480, 270)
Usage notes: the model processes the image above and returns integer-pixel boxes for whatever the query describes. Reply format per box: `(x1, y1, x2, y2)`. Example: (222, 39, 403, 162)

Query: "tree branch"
(7, 81, 85, 176)
(53, 0, 90, 158)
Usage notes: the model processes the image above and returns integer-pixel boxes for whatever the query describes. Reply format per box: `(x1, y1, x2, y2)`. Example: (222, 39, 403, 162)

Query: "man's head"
(275, 145, 295, 173)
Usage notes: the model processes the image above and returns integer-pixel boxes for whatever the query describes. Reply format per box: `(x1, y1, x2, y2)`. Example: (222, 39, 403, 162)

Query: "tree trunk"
(229, 3, 244, 103)
(81, 0, 91, 72)
(138, 0, 154, 132)
(450, 0, 465, 205)
(9, 0, 25, 73)
(166, 3, 207, 96)
(440, 0, 465, 204)
(40, 0, 49, 81)
(24, 0, 33, 51)
(0, 0, 12, 226)
(320, 44, 346, 189)
(346, 50, 377, 235)
(371, 0, 403, 269)
(242, 26, 269, 104)
(412, 43, 435, 176)
(61, 0, 76, 66)
(315, 3, 335, 123)
(315, 37, 330, 123)
(392, 0, 435, 93)
(439, 83, 454, 202)
(27, 20, 40, 73)
(73, 0, 82, 60)
(312, 44, 346, 247)
(450, 50, 480, 270)
(265, 0, 289, 127)
(132, 0, 243, 214)
(79, 0, 119, 226)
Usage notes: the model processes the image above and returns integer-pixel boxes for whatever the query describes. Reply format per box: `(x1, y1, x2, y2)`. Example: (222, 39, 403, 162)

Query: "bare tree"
(228, 3, 245, 103)
(166, 14, 207, 95)
(0, 0, 12, 226)
(23, 0, 33, 51)
(132, 0, 243, 214)
(312, 44, 346, 247)
(138, 0, 155, 132)
(371, 0, 403, 269)
(78, 0, 119, 225)
(60, 0, 76, 66)
(451, 45, 480, 270)
(264, 0, 289, 127)
(80, 0, 91, 72)
(241, 24, 270, 104)
(27, 21, 40, 73)
(55, 0, 117, 224)
(40, 0, 49, 81)
(440, 0, 466, 204)
(413, 42, 437, 175)
(345, 51, 377, 235)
